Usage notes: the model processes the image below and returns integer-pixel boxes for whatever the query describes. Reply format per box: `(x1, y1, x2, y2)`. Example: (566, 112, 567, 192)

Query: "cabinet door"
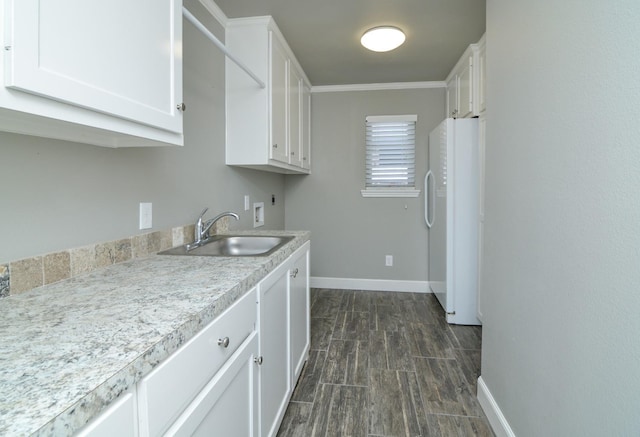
(5, 0, 182, 133)
(289, 250, 309, 383)
(457, 57, 474, 118)
(269, 33, 289, 163)
(288, 67, 302, 167)
(446, 75, 459, 118)
(75, 391, 137, 437)
(478, 45, 487, 114)
(259, 270, 290, 437)
(301, 84, 311, 170)
(137, 288, 256, 436)
(165, 333, 259, 437)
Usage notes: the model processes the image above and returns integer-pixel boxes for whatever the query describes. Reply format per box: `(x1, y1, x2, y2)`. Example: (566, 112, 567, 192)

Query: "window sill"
(360, 189, 421, 198)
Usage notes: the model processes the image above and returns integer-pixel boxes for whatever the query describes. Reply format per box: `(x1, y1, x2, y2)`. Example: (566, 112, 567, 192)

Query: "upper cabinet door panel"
(5, 0, 182, 133)
(269, 32, 289, 163)
(457, 57, 473, 119)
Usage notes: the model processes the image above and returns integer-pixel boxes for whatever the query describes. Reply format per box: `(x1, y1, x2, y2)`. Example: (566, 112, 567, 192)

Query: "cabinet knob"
(254, 356, 263, 365)
(177, 102, 186, 111)
(303, 157, 307, 161)
(290, 268, 299, 278)
(217, 337, 230, 348)
(273, 144, 278, 148)
(290, 152, 295, 156)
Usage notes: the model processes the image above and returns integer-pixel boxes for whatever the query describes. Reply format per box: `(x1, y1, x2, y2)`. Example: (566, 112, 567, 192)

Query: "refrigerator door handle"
(425, 170, 434, 228)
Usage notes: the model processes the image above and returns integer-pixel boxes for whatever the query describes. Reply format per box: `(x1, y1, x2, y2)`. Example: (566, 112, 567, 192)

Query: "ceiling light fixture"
(360, 26, 406, 52)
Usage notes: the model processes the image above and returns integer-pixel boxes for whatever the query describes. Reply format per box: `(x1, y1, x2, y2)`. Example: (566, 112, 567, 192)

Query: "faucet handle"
(198, 207, 209, 220)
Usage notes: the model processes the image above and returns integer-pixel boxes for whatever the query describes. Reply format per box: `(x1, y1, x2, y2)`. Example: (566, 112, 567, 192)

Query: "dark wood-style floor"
(276, 288, 494, 437)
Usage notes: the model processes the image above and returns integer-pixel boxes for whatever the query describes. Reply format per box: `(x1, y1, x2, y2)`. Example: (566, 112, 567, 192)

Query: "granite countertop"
(0, 230, 310, 436)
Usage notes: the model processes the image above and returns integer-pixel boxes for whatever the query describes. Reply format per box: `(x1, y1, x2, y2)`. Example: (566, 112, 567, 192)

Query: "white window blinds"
(365, 115, 417, 188)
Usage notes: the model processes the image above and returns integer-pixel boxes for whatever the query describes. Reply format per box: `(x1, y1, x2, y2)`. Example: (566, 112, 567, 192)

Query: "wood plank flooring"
(276, 289, 494, 437)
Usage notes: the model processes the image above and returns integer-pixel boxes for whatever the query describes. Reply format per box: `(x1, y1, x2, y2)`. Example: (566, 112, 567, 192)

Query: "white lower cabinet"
(258, 267, 291, 437)
(75, 390, 138, 437)
(76, 242, 310, 437)
(137, 288, 258, 436)
(289, 249, 310, 383)
(165, 333, 259, 437)
(258, 242, 310, 437)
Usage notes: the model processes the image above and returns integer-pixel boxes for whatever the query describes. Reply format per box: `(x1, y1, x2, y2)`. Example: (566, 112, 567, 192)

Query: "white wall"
(481, 0, 640, 435)
(284, 88, 445, 283)
(0, 3, 285, 264)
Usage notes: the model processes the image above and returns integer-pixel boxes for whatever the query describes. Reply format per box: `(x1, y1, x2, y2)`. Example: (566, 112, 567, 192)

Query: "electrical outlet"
(385, 255, 393, 267)
(139, 202, 152, 230)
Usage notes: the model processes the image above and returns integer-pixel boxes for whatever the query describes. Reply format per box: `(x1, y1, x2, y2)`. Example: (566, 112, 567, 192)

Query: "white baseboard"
(477, 376, 516, 437)
(310, 276, 430, 293)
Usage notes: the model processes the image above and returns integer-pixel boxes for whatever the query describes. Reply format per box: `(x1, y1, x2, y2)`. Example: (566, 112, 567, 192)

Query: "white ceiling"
(214, 0, 486, 86)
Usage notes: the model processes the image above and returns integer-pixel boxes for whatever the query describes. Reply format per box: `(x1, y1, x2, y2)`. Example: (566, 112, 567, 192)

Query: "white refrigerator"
(425, 118, 481, 325)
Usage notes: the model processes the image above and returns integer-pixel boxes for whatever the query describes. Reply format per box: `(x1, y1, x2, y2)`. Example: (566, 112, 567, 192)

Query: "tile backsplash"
(0, 265, 9, 298)
(0, 218, 231, 298)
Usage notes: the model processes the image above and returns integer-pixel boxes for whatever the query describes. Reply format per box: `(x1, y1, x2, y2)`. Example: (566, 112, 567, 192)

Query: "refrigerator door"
(428, 119, 451, 313)
(427, 118, 480, 325)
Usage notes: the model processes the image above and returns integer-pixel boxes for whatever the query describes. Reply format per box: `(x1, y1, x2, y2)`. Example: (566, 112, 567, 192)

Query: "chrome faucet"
(190, 208, 240, 250)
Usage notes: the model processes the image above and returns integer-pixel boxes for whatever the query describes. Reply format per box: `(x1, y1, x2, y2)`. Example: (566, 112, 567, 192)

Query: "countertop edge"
(31, 231, 310, 436)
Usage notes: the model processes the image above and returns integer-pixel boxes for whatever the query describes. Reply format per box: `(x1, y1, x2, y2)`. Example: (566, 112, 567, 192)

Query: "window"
(362, 114, 420, 198)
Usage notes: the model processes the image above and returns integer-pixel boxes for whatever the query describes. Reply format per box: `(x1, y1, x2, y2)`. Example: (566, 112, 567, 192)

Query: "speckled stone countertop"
(0, 230, 309, 436)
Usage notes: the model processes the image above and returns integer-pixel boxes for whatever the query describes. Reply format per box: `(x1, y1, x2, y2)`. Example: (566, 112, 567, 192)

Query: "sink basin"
(159, 235, 294, 257)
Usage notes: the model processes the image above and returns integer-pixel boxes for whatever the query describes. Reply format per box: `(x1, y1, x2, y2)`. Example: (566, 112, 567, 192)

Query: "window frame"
(361, 114, 421, 198)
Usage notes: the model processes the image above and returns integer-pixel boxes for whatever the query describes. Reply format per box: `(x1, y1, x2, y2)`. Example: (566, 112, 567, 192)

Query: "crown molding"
(198, 0, 228, 27)
(311, 81, 446, 93)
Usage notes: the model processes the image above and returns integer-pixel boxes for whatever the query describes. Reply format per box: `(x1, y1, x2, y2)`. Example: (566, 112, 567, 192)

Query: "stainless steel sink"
(159, 235, 294, 257)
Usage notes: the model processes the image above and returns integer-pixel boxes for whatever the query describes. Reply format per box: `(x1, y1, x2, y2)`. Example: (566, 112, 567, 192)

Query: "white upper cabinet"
(300, 83, 311, 170)
(457, 55, 473, 118)
(0, 0, 183, 147)
(476, 35, 487, 115)
(288, 65, 302, 167)
(269, 34, 290, 164)
(446, 74, 459, 119)
(445, 34, 485, 119)
(225, 17, 311, 174)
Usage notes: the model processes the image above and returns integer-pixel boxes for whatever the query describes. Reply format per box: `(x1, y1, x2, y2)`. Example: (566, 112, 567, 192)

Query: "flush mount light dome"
(361, 26, 406, 52)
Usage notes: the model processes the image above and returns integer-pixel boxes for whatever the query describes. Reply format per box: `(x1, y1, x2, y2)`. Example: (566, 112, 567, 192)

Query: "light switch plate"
(244, 195, 250, 211)
(139, 202, 152, 230)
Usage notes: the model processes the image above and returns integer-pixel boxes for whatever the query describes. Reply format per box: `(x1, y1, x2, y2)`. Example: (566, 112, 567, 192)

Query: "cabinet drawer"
(138, 288, 257, 437)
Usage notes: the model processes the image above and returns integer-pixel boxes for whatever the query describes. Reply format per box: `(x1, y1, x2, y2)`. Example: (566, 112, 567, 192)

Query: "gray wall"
(482, 0, 640, 435)
(0, 4, 285, 264)
(284, 88, 445, 281)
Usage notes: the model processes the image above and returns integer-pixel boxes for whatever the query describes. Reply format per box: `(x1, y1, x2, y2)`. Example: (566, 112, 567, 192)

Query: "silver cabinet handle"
(217, 337, 230, 348)
(290, 268, 299, 278)
(254, 356, 263, 365)
(177, 103, 186, 111)
(273, 144, 278, 148)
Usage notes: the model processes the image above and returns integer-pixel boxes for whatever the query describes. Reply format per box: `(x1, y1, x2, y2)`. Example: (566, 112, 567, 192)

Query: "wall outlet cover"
(139, 202, 152, 230)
